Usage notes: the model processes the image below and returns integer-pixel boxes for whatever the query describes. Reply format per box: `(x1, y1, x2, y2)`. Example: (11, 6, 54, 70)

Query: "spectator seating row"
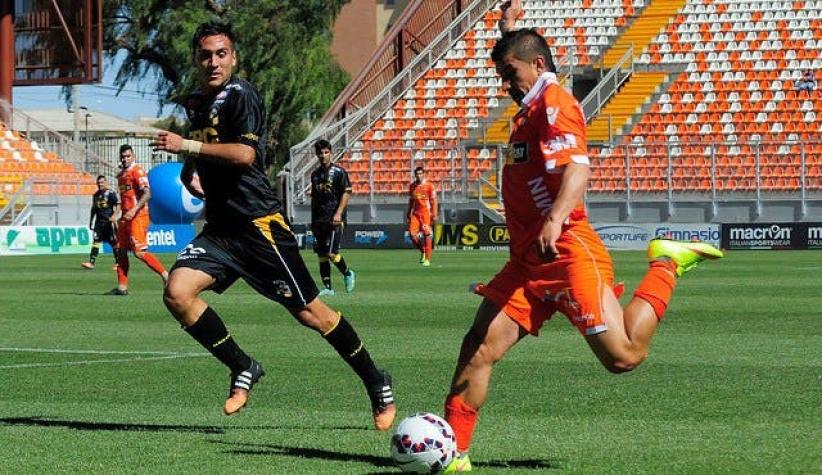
(0, 121, 97, 195)
(337, 0, 641, 194)
(591, 0, 822, 192)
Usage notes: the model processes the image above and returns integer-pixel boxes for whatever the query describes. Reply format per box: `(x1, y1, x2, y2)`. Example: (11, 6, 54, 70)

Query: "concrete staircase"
(601, 0, 688, 68)
(587, 71, 668, 142)
(477, 103, 518, 145)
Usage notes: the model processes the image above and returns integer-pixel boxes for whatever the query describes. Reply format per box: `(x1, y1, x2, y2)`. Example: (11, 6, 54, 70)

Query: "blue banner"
(103, 224, 196, 254)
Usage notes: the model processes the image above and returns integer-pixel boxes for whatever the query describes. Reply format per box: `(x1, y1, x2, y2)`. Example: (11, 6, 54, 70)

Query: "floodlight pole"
(81, 106, 90, 172)
(0, 0, 14, 122)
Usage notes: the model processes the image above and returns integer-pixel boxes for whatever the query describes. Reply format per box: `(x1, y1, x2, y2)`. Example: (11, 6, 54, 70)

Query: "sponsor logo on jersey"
(177, 244, 206, 259)
(272, 280, 293, 298)
(506, 142, 528, 164)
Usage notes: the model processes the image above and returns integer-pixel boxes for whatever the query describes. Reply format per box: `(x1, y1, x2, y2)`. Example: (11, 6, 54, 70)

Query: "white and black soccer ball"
(390, 412, 457, 473)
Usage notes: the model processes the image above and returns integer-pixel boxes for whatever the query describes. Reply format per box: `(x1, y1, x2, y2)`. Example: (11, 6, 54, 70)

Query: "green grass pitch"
(0, 250, 819, 473)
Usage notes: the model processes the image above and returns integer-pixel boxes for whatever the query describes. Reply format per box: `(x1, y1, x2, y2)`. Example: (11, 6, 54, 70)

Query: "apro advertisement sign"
(593, 223, 721, 250)
(1, 226, 94, 255)
(1, 224, 195, 256)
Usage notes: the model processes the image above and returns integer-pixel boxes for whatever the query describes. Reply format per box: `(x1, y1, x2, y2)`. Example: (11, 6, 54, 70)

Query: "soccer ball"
(390, 412, 457, 473)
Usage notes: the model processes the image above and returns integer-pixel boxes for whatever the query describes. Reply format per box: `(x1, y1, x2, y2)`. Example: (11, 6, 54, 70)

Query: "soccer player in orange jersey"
(107, 144, 168, 295)
(441, 16, 723, 472)
(406, 166, 438, 266)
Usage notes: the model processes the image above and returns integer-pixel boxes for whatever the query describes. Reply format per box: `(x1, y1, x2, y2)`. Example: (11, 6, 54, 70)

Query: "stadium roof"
(16, 108, 160, 136)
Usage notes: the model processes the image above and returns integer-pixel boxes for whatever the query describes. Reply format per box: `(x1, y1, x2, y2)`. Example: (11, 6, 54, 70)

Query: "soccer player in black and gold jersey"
(310, 139, 356, 296)
(151, 20, 395, 431)
(81, 175, 119, 270)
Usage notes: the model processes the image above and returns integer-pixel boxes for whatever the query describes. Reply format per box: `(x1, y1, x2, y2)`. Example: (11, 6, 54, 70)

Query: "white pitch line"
(0, 353, 209, 370)
(0, 347, 201, 356)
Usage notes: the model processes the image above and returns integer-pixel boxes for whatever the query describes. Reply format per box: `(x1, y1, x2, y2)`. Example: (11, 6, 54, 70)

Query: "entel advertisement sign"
(593, 223, 722, 250)
(0, 224, 195, 255)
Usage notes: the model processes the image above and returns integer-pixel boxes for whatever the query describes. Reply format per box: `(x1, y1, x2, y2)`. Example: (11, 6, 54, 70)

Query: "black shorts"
(171, 213, 319, 309)
(93, 220, 117, 244)
(311, 222, 343, 256)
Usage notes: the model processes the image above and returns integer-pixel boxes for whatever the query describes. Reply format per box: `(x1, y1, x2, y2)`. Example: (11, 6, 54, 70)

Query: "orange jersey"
(503, 72, 590, 264)
(117, 164, 150, 218)
(408, 181, 437, 217)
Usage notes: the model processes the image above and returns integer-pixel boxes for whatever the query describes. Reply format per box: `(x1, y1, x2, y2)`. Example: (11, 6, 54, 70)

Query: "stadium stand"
(0, 120, 96, 197)
(336, 0, 643, 195)
(594, 0, 822, 192)
(304, 0, 821, 205)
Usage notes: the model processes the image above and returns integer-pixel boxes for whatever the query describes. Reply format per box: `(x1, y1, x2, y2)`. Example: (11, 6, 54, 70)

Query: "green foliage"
(103, 0, 351, 167)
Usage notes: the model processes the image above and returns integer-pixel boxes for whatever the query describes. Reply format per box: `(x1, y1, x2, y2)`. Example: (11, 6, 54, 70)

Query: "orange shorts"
(476, 221, 615, 336)
(117, 213, 150, 252)
(408, 212, 433, 237)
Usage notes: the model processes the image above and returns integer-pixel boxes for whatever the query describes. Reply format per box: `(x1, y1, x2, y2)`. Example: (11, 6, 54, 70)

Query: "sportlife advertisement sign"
(593, 223, 722, 250)
(0, 224, 195, 255)
(721, 222, 819, 250)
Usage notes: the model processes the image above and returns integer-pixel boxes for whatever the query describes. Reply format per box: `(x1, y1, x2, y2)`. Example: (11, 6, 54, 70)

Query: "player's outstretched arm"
(499, 0, 523, 33)
(152, 130, 255, 168)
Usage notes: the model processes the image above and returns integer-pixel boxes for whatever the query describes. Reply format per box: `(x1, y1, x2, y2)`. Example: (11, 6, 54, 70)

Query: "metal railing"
(0, 178, 33, 225)
(288, 138, 821, 223)
(591, 140, 821, 219)
(318, 0, 474, 127)
(0, 99, 115, 178)
(288, 0, 499, 211)
(580, 46, 634, 124)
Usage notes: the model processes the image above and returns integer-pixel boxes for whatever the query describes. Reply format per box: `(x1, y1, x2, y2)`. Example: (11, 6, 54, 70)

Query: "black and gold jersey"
(185, 75, 279, 226)
(91, 189, 118, 223)
(310, 164, 352, 224)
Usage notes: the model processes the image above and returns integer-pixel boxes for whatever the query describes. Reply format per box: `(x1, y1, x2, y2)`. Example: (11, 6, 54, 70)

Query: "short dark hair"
(96, 175, 106, 181)
(314, 139, 332, 155)
(119, 144, 133, 155)
(414, 166, 424, 173)
(192, 20, 236, 53)
(491, 29, 556, 73)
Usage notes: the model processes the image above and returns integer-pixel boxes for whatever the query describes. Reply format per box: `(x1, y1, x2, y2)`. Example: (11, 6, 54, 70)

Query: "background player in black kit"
(81, 175, 119, 270)
(311, 139, 356, 296)
(151, 20, 395, 431)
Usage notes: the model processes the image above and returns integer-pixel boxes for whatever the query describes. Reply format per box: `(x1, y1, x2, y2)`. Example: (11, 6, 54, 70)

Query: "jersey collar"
(521, 72, 559, 108)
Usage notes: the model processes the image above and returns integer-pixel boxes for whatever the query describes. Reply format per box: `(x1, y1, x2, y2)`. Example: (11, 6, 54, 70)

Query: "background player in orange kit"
(406, 166, 438, 266)
(107, 144, 168, 295)
(440, 5, 723, 471)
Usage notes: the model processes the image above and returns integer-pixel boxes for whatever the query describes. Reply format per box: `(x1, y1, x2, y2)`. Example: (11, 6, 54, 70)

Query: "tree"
(103, 0, 350, 169)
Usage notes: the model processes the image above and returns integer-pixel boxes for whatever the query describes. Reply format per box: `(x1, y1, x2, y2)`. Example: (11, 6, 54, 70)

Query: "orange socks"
(423, 235, 433, 260)
(445, 394, 478, 453)
(633, 260, 678, 319)
(141, 252, 167, 276)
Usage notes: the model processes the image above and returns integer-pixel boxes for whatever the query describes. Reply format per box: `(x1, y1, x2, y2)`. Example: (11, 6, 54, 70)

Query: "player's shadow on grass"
(0, 417, 364, 434)
(52, 291, 119, 296)
(0, 416, 226, 434)
(213, 440, 560, 472)
(212, 440, 395, 469)
(478, 459, 560, 470)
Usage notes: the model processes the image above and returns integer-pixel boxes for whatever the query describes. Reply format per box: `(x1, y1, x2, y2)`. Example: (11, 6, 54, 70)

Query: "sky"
(12, 51, 180, 122)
